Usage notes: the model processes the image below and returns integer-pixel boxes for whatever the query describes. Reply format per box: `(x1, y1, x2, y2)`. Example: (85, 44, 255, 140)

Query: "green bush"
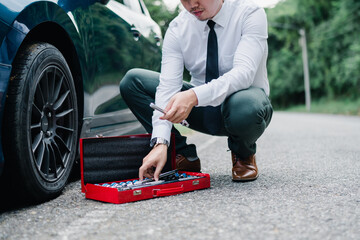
(143, 0, 360, 112)
(267, 0, 360, 108)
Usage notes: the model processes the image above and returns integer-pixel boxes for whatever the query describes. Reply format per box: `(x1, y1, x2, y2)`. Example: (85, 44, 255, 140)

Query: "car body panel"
(82, 0, 161, 137)
(0, 0, 162, 175)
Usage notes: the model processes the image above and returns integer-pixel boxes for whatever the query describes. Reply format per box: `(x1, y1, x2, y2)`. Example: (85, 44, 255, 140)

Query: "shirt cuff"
(151, 121, 172, 143)
(192, 84, 212, 107)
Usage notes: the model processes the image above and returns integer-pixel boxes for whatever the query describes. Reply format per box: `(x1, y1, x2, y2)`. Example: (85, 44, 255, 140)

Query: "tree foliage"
(143, 0, 360, 108)
(143, 0, 181, 36)
(266, 0, 360, 107)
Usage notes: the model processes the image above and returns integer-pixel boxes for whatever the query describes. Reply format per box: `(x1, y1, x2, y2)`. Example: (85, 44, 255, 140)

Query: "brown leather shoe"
(232, 153, 258, 181)
(176, 154, 201, 172)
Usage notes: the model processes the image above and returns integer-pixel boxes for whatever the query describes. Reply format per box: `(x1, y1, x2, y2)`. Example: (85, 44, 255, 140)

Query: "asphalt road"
(0, 112, 359, 240)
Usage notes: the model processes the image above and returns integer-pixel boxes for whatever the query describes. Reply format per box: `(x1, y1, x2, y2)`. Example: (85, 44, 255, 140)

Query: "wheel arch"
(21, 22, 85, 127)
(2, 1, 88, 136)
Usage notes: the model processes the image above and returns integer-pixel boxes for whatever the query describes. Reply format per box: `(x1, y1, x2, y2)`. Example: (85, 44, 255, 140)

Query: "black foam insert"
(82, 136, 173, 184)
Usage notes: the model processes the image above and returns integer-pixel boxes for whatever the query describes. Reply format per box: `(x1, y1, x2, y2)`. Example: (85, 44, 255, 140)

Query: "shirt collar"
(211, 0, 229, 28)
(188, 0, 230, 31)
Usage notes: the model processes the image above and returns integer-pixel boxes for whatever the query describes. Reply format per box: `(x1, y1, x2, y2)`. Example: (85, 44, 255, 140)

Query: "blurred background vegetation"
(143, 0, 360, 115)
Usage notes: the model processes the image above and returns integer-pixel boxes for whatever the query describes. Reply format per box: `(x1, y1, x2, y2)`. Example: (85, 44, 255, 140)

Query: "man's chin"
(193, 15, 209, 21)
(191, 10, 208, 21)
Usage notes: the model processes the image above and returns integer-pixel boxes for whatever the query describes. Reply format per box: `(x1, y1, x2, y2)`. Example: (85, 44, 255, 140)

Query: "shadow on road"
(0, 163, 80, 214)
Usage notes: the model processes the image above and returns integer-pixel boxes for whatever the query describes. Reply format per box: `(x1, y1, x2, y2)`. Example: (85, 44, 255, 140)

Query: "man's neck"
(209, 0, 224, 20)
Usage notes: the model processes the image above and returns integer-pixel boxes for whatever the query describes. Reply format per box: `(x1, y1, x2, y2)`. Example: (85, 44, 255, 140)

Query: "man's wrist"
(150, 137, 170, 148)
(189, 89, 199, 106)
(153, 143, 168, 149)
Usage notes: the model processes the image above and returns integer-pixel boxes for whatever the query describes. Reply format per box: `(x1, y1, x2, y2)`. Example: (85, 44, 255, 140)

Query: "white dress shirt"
(152, 0, 269, 142)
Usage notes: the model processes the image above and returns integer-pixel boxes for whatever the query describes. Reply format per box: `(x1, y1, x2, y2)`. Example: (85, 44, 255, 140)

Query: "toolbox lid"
(80, 134, 175, 192)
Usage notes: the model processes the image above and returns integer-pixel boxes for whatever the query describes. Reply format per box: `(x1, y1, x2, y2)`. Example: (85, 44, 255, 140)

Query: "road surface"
(0, 112, 359, 239)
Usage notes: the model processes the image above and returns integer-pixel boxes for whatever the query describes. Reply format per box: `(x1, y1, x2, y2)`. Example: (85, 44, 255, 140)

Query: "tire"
(3, 42, 78, 202)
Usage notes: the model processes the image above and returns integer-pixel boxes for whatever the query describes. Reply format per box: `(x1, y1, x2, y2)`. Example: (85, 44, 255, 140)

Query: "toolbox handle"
(152, 186, 184, 197)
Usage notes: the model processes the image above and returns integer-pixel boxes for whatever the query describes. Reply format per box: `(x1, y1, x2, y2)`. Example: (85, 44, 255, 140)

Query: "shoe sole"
(232, 174, 259, 182)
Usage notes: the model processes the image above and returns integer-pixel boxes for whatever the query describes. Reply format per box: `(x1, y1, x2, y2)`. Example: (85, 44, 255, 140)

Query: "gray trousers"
(120, 68, 273, 159)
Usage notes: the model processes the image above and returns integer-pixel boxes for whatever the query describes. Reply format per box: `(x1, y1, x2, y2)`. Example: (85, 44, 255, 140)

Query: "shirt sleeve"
(192, 8, 268, 107)
(151, 22, 184, 142)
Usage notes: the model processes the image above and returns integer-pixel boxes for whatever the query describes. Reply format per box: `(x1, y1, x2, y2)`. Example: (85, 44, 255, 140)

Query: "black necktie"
(203, 20, 222, 135)
(206, 20, 219, 83)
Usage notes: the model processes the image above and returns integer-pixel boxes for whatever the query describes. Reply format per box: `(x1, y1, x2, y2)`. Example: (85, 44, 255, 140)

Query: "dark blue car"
(0, 0, 162, 201)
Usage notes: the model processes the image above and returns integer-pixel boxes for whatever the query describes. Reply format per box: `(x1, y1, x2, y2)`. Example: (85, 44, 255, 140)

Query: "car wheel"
(3, 42, 78, 202)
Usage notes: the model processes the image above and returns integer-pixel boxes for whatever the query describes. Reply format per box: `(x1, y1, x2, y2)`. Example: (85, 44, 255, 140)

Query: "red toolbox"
(80, 134, 210, 204)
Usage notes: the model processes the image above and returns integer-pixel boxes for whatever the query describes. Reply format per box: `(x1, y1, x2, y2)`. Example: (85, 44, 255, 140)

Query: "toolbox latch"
(192, 180, 200, 185)
(133, 190, 142, 196)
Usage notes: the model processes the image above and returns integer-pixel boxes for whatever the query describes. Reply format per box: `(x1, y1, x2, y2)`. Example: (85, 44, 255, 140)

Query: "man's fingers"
(154, 161, 166, 181)
(164, 98, 175, 112)
(160, 98, 176, 120)
(139, 164, 151, 181)
(144, 168, 154, 179)
(139, 167, 144, 181)
(160, 109, 186, 123)
(165, 108, 177, 120)
(139, 161, 152, 180)
(144, 172, 153, 179)
(139, 145, 167, 180)
(154, 169, 160, 181)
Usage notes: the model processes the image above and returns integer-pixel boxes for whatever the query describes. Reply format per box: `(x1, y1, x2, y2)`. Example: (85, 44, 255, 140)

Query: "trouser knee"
(119, 68, 143, 100)
(223, 87, 273, 142)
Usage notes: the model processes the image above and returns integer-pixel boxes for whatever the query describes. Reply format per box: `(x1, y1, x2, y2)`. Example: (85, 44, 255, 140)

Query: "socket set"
(96, 170, 202, 191)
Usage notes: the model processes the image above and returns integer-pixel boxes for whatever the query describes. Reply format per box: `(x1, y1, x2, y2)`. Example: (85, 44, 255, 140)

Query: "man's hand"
(139, 144, 168, 181)
(160, 89, 198, 123)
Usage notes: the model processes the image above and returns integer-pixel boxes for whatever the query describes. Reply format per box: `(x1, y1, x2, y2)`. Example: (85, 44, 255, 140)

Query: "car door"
(82, 0, 162, 137)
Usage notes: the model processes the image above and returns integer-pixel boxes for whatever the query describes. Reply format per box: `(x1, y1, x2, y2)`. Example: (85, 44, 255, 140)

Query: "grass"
(285, 98, 360, 116)
(174, 124, 194, 135)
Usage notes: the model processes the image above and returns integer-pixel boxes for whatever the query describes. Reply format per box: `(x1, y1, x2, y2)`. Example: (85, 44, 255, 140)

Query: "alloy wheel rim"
(30, 65, 76, 182)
